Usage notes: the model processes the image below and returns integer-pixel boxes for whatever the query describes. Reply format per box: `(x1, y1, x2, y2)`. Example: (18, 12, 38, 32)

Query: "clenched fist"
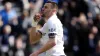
(34, 13, 42, 22)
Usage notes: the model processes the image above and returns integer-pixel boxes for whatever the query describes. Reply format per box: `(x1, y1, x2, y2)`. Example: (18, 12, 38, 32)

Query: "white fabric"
(39, 14, 65, 56)
(32, 19, 38, 27)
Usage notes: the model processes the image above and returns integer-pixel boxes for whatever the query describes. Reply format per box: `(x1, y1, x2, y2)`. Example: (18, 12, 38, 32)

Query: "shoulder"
(47, 18, 56, 26)
(47, 14, 62, 26)
(47, 15, 57, 23)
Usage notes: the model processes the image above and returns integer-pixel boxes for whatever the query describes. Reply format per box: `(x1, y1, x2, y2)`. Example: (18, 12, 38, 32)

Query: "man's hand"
(30, 51, 39, 56)
(32, 13, 42, 27)
(34, 13, 42, 22)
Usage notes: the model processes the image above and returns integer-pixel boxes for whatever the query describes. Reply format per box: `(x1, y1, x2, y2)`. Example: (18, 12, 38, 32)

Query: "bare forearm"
(30, 27, 36, 44)
(29, 27, 40, 44)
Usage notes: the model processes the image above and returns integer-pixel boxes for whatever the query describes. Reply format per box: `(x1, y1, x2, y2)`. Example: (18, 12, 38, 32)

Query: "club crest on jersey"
(49, 28, 56, 32)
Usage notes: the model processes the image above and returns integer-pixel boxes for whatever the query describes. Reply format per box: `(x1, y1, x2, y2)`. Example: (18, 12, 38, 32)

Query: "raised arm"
(29, 13, 42, 45)
(29, 0, 43, 45)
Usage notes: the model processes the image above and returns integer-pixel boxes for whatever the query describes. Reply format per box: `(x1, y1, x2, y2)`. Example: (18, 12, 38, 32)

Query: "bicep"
(48, 22, 57, 39)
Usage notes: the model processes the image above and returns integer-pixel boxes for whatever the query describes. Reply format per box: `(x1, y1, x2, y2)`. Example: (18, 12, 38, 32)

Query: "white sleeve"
(48, 21, 57, 38)
(38, 27, 44, 35)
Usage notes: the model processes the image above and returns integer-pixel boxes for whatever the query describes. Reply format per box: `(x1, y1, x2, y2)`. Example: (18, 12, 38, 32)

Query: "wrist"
(32, 20, 38, 27)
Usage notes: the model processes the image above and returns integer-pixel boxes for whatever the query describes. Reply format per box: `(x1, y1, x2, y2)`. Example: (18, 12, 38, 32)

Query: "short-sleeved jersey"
(39, 14, 65, 56)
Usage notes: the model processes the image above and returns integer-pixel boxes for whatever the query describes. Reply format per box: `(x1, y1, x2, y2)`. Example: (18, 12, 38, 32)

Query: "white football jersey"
(39, 14, 65, 56)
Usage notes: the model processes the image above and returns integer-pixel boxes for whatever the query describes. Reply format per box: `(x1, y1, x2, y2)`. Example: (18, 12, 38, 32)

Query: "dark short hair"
(46, 1, 58, 10)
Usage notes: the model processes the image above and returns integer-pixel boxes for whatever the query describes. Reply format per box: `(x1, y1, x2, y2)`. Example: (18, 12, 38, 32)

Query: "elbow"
(51, 40, 56, 46)
(29, 39, 32, 45)
(29, 36, 33, 45)
(29, 35, 34, 45)
(29, 39, 35, 45)
(30, 42, 33, 45)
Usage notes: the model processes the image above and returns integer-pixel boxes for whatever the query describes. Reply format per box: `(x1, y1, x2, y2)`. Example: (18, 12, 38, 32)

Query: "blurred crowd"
(0, 0, 100, 56)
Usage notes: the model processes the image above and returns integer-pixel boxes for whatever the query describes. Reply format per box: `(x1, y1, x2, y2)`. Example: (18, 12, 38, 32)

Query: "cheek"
(44, 10, 48, 13)
(46, 9, 51, 12)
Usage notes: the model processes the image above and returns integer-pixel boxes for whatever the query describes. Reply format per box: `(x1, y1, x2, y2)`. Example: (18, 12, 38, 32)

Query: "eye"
(44, 6, 48, 9)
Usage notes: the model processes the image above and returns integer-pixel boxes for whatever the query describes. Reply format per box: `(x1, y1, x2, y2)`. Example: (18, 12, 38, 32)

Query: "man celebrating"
(29, 0, 66, 56)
